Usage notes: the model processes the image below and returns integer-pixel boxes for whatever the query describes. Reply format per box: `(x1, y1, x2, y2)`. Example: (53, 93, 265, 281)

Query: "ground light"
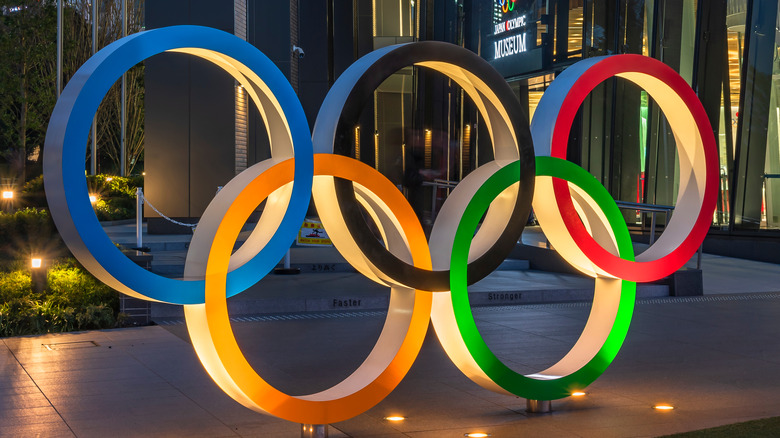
(571, 391, 587, 397)
(30, 257, 45, 293)
(105, 177, 113, 182)
(654, 404, 675, 410)
(89, 194, 98, 203)
(384, 416, 405, 422)
(464, 433, 491, 438)
(2, 190, 12, 199)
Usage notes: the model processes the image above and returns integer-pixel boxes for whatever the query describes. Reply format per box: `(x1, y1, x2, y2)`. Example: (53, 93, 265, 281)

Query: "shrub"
(0, 208, 65, 264)
(0, 270, 32, 301)
(93, 198, 134, 222)
(21, 173, 143, 221)
(47, 262, 118, 311)
(0, 260, 120, 337)
(75, 304, 115, 330)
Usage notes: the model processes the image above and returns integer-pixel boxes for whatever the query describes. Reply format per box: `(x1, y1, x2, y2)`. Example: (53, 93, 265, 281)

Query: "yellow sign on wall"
(297, 219, 332, 246)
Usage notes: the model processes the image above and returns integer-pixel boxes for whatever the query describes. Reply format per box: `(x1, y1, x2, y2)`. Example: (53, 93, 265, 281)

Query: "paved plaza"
(3, 291, 780, 436)
(2, 224, 780, 437)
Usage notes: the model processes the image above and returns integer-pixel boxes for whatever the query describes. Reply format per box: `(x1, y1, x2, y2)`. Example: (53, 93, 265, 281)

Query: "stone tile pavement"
(3, 292, 780, 437)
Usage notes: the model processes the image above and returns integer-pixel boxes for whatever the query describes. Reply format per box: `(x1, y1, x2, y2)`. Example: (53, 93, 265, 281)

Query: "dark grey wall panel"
(332, 1, 355, 78)
(191, 0, 234, 31)
(299, 1, 329, 130)
(247, 1, 291, 166)
(248, 1, 291, 78)
(144, 52, 191, 219)
(145, 0, 235, 231)
(145, 0, 190, 28)
(189, 58, 235, 216)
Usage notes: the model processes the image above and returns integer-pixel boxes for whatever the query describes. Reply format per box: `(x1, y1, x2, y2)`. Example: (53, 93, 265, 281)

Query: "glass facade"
(357, 0, 780, 237)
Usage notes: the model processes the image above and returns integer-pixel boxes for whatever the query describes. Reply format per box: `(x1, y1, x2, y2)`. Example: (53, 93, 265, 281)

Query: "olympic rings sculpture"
(43, 26, 717, 424)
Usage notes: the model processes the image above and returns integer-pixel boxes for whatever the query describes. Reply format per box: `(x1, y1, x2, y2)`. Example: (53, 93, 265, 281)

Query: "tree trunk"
(18, 59, 27, 183)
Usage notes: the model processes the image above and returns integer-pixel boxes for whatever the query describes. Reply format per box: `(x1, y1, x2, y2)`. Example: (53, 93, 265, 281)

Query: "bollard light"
(2, 190, 12, 199)
(31, 258, 42, 269)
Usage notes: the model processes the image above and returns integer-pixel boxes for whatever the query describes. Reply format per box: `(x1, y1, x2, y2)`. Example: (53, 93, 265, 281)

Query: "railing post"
(431, 185, 437, 221)
(650, 211, 656, 245)
(136, 187, 143, 249)
(697, 244, 703, 270)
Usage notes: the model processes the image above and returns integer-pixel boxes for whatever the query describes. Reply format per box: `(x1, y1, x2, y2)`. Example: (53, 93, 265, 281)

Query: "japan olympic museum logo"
(43, 26, 717, 424)
(497, 0, 517, 13)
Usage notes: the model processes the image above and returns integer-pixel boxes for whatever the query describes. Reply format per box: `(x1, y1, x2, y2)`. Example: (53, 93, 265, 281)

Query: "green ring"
(450, 156, 636, 400)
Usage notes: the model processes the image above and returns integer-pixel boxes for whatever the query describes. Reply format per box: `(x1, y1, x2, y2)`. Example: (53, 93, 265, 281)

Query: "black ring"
(326, 42, 534, 291)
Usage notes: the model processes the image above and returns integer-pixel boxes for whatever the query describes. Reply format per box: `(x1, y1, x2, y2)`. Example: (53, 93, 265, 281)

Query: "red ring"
(550, 55, 718, 282)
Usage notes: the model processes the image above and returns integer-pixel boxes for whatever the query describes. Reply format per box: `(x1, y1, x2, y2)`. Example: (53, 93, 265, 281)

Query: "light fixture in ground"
(654, 404, 674, 410)
(465, 433, 491, 438)
(384, 416, 405, 422)
(571, 391, 587, 397)
(31, 258, 42, 269)
(2, 191, 12, 199)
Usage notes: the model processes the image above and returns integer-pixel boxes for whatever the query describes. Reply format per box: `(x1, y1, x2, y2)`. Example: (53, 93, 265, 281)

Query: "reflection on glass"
(527, 74, 554, 120)
(762, 3, 780, 229)
(713, 1, 747, 227)
(373, 0, 414, 38)
(567, 1, 584, 58)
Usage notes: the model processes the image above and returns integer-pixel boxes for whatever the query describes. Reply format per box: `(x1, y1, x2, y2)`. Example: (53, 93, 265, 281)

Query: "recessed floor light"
(654, 404, 674, 410)
(465, 433, 491, 438)
(571, 391, 587, 397)
(384, 416, 405, 422)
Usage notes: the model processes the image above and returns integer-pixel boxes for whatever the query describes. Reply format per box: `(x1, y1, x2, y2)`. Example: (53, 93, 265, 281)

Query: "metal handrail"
(615, 200, 703, 270)
(423, 179, 460, 221)
(615, 200, 674, 214)
(615, 201, 673, 245)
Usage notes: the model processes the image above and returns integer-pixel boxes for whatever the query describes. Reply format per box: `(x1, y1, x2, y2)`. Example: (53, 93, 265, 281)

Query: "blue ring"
(43, 26, 313, 305)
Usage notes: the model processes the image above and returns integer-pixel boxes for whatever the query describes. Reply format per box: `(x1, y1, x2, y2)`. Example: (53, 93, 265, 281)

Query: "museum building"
(144, 0, 780, 262)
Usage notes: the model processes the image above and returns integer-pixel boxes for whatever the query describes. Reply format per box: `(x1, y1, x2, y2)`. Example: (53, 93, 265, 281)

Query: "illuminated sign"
(497, 0, 516, 13)
(494, 15, 527, 35)
(494, 33, 527, 59)
(492, 6, 529, 60)
(45, 26, 717, 425)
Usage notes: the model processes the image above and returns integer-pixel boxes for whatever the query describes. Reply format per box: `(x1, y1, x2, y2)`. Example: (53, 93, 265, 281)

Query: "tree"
(0, 1, 57, 184)
(0, 0, 145, 183)
(87, 0, 145, 176)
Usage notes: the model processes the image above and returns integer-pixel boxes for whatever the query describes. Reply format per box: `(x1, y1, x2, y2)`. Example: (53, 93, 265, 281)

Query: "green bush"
(93, 198, 134, 221)
(0, 261, 120, 337)
(0, 298, 75, 336)
(47, 262, 118, 311)
(0, 270, 32, 301)
(0, 208, 65, 263)
(21, 173, 142, 221)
